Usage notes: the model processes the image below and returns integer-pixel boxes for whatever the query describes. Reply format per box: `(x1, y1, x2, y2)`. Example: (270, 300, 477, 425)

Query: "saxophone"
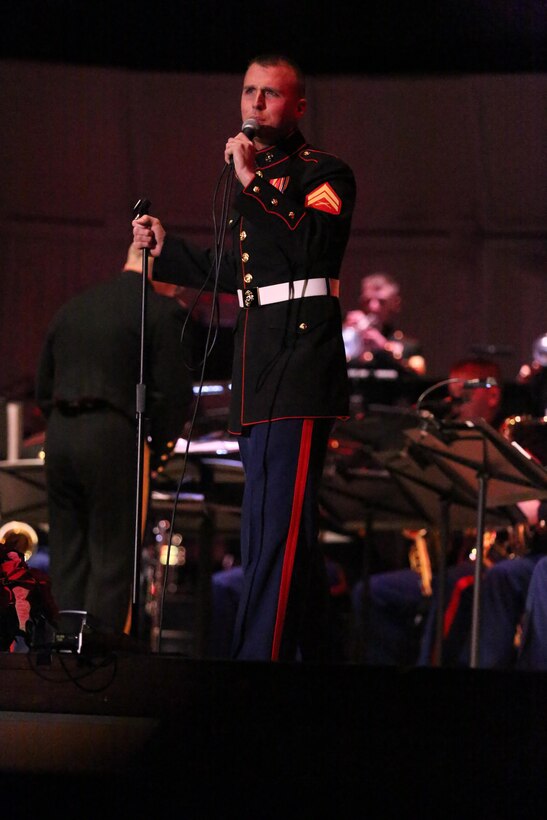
(405, 528, 433, 597)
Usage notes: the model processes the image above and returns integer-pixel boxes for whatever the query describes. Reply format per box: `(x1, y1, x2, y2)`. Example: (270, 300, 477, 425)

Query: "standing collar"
(254, 129, 308, 170)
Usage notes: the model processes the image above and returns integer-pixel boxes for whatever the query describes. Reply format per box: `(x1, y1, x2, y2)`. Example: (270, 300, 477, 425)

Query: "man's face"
(360, 283, 400, 325)
(241, 62, 306, 146)
(449, 374, 500, 424)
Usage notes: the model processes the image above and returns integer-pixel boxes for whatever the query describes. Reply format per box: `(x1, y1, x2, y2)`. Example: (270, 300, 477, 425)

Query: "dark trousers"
(45, 407, 138, 633)
(231, 418, 333, 662)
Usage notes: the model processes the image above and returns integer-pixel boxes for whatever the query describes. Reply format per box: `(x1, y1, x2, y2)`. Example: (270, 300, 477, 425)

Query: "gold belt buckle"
(243, 287, 259, 308)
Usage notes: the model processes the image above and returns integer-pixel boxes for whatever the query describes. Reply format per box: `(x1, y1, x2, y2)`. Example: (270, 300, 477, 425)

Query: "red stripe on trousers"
(429, 574, 474, 666)
(271, 419, 314, 661)
(443, 575, 475, 638)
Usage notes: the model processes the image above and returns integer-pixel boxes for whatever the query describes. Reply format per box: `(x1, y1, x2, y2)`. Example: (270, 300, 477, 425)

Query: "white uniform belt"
(237, 277, 340, 308)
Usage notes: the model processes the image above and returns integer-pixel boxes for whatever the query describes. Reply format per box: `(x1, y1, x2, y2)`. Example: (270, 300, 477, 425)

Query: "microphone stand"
(131, 197, 151, 641)
(415, 376, 498, 666)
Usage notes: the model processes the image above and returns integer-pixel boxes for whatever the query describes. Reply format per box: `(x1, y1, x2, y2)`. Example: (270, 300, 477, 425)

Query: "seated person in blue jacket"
(471, 498, 547, 669)
(420, 362, 547, 669)
(516, 526, 547, 670)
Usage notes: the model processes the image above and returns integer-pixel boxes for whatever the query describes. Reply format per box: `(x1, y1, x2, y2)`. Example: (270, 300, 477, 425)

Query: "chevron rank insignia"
(305, 182, 341, 214)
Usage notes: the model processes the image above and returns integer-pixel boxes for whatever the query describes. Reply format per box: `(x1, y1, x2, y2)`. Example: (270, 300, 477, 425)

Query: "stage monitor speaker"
(34, 610, 149, 658)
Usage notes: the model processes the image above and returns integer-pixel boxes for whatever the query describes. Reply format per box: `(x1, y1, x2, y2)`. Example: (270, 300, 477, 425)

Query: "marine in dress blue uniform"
(134, 55, 356, 661)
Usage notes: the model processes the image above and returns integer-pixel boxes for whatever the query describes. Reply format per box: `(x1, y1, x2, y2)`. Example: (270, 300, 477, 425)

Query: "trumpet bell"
(501, 414, 547, 467)
(532, 333, 547, 367)
(0, 520, 39, 561)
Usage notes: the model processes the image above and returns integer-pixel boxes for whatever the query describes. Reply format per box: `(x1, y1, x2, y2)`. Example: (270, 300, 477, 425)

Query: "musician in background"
(474, 496, 547, 669)
(351, 356, 503, 667)
(517, 331, 547, 417)
(421, 338, 547, 670)
(467, 397, 547, 669)
(515, 521, 547, 670)
(342, 272, 426, 377)
(35, 244, 196, 636)
(475, 333, 547, 670)
(418, 359, 547, 670)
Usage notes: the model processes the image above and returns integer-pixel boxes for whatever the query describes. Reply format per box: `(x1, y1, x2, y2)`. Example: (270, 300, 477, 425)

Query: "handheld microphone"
(241, 118, 259, 140)
(229, 119, 259, 167)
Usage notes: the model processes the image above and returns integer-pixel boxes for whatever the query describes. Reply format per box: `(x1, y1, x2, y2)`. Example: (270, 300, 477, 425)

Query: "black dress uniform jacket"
(34, 271, 196, 632)
(35, 271, 194, 470)
(153, 128, 357, 434)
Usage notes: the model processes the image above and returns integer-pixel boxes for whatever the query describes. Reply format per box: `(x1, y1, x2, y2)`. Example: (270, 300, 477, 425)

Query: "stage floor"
(0, 650, 546, 818)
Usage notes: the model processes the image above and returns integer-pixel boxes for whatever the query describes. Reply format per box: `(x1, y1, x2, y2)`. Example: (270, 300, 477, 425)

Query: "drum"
(500, 415, 547, 468)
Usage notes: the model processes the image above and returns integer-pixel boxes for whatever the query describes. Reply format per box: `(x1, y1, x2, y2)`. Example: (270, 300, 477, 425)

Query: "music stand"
(320, 464, 432, 535)
(0, 458, 48, 526)
(374, 442, 527, 666)
(405, 417, 547, 667)
(320, 452, 435, 663)
(357, 404, 520, 666)
(331, 404, 421, 455)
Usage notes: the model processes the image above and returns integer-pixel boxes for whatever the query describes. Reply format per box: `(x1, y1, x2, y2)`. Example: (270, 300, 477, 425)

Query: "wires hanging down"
(154, 160, 236, 653)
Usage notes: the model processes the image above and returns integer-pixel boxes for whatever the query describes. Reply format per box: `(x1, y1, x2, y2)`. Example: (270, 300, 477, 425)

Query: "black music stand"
(353, 404, 521, 666)
(320, 454, 435, 662)
(0, 458, 47, 525)
(404, 418, 547, 668)
(337, 404, 486, 665)
(320, 464, 432, 534)
(374, 442, 526, 666)
(325, 407, 431, 532)
(330, 404, 421, 455)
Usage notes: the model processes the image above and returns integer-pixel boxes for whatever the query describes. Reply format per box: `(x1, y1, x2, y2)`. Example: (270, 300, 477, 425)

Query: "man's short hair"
(247, 53, 306, 96)
(361, 272, 400, 294)
(449, 357, 502, 383)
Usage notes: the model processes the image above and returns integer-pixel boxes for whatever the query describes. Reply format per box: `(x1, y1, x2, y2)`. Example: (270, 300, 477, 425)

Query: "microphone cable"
(156, 160, 235, 653)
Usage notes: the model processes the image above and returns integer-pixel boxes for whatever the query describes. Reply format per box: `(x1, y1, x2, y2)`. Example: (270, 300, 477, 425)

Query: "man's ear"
(488, 386, 502, 408)
(391, 294, 402, 314)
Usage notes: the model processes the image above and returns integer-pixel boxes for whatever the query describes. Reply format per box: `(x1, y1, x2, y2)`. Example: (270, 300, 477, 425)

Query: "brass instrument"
(405, 528, 434, 596)
(455, 524, 531, 566)
(406, 523, 531, 597)
(497, 414, 547, 558)
(500, 414, 547, 468)
(516, 332, 547, 389)
(0, 520, 38, 561)
(482, 524, 532, 564)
